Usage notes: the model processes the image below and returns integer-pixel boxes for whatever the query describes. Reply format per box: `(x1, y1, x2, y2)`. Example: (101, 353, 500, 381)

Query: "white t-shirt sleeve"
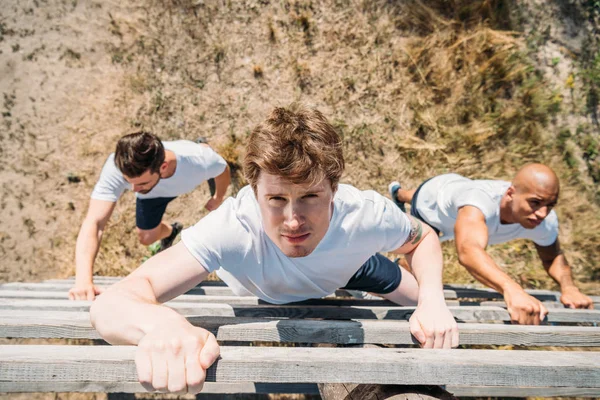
(372, 193, 413, 252)
(197, 146, 228, 180)
(452, 188, 497, 222)
(180, 198, 248, 273)
(90, 154, 128, 202)
(530, 211, 559, 246)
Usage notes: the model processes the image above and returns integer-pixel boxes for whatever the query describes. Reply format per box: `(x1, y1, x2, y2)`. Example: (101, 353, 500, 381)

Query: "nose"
(284, 201, 302, 230)
(534, 206, 549, 219)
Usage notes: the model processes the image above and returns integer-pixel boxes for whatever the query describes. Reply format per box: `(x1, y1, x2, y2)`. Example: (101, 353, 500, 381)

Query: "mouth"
(281, 232, 311, 244)
(528, 218, 542, 227)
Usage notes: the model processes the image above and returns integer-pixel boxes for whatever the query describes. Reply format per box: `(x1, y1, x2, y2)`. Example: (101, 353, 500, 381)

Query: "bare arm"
(390, 216, 459, 349)
(90, 242, 220, 393)
(455, 206, 548, 324)
(205, 165, 231, 211)
(535, 241, 593, 309)
(70, 199, 116, 300)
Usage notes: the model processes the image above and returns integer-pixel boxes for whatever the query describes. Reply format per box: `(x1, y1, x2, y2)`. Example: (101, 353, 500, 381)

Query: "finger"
(539, 304, 548, 323)
(135, 346, 154, 392)
(95, 286, 105, 295)
(86, 290, 95, 301)
(167, 339, 187, 394)
(68, 289, 75, 301)
(151, 343, 168, 392)
(433, 328, 444, 349)
(408, 316, 426, 346)
(441, 327, 452, 349)
(451, 323, 460, 348)
(186, 349, 206, 394)
(199, 333, 220, 369)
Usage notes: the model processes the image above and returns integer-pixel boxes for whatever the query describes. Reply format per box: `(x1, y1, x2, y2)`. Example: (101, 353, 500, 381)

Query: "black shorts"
(136, 197, 177, 230)
(341, 253, 402, 294)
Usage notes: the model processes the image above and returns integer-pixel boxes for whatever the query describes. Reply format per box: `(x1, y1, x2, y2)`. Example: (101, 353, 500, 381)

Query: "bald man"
(388, 164, 593, 325)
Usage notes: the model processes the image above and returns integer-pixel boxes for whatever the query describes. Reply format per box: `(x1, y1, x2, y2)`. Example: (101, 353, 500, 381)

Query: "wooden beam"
(1, 346, 599, 389)
(446, 386, 600, 397)
(0, 299, 598, 323)
(0, 381, 320, 394)
(2, 310, 600, 346)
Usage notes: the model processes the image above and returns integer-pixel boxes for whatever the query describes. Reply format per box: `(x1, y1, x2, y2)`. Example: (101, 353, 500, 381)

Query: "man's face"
(256, 172, 335, 258)
(508, 184, 558, 229)
(124, 169, 161, 194)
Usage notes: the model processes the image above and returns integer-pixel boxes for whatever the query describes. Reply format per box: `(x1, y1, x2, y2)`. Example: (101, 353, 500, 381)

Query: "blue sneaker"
(388, 181, 406, 212)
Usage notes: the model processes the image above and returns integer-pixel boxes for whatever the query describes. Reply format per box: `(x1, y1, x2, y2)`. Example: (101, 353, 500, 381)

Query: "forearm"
(458, 246, 520, 294)
(74, 219, 102, 285)
(213, 165, 231, 200)
(90, 276, 189, 345)
(405, 230, 444, 302)
(545, 254, 577, 290)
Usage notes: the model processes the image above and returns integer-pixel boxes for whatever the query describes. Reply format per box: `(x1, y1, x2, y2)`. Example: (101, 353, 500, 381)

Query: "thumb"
(199, 333, 221, 369)
(95, 286, 105, 295)
(409, 315, 426, 345)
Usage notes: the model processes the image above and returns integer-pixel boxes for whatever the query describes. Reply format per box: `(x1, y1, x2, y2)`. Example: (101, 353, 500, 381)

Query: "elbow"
(456, 246, 474, 268)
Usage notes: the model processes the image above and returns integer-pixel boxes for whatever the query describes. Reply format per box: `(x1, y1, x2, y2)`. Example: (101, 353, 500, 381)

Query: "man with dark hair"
(69, 132, 231, 301)
(91, 104, 459, 394)
(388, 164, 593, 325)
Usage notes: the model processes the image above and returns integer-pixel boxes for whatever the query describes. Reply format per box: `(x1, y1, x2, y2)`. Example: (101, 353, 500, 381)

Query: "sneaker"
(388, 181, 406, 212)
(159, 222, 183, 252)
(195, 137, 216, 197)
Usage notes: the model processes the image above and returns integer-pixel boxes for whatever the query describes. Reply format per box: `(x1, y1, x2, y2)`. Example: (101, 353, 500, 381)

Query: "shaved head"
(512, 163, 560, 197)
(502, 163, 560, 229)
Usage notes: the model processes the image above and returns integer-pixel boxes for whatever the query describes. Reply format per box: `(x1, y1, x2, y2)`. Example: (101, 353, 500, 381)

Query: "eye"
(303, 194, 318, 199)
(269, 196, 286, 202)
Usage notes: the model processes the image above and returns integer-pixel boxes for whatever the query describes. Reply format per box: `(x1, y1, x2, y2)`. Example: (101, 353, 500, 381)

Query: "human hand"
(504, 285, 548, 324)
(135, 319, 220, 394)
(409, 296, 459, 349)
(561, 286, 594, 309)
(68, 282, 103, 301)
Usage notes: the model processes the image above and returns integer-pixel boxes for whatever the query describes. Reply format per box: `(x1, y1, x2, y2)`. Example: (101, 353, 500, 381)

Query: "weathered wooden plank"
(0, 299, 598, 323)
(3, 310, 600, 346)
(446, 386, 600, 397)
(0, 291, 463, 308)
(0, 381, 320, 394)
(1, 346, 599, 388)
(40, 278, 579, 301)
(0, 282, 238, 296)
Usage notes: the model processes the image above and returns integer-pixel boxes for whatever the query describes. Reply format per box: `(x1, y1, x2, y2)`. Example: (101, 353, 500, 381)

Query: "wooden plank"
(0, 299, 598, 323)
(447, 386, 600, 397)
(0, 381, 320, 394)
(2, 310, 600, 346)
(0, 282, 238, 296)
(3, 380, 598, 397)
(1, 346, 599, 388)
(0, 290, 463, 307)
(40, 278, 577, 301)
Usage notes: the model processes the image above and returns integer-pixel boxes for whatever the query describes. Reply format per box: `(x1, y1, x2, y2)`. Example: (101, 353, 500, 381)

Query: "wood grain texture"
(2, 310, 600, 346)
(1, 346, 599, 388)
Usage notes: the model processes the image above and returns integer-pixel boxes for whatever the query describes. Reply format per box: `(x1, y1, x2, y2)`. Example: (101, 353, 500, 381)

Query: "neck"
(499, 193, 514, 224)
(161, 150, 177, 179)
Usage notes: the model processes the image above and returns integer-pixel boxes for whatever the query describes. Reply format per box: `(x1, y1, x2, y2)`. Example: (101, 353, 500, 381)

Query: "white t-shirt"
(415, 173, 558, 246)
(91, 140, 228, 201)
(181, 184, 412, 304)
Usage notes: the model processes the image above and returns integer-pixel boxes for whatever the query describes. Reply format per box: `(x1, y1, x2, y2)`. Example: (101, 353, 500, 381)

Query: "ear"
(506, 185, 516, 200)
(159, 162, 168, 176)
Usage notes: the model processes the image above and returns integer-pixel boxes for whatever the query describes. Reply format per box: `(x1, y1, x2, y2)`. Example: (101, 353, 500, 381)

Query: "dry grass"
(82, 0, 600, 290)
